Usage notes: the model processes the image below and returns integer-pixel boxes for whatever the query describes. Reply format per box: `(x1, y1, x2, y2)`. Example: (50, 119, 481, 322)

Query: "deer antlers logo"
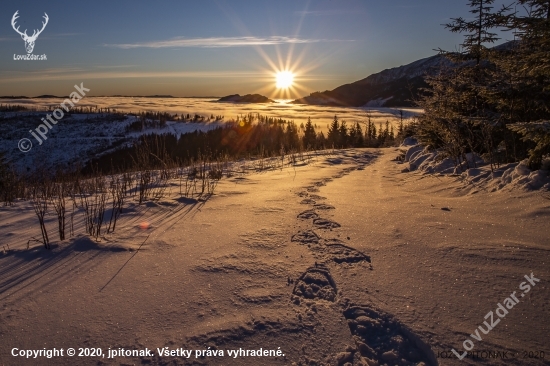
(11, 10, 49, 54)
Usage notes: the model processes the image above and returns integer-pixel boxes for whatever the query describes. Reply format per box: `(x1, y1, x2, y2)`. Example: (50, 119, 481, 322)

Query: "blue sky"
(0, 0, 514, 98)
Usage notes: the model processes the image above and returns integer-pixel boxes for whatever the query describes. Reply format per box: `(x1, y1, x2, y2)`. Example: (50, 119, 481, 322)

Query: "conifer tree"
(327, 115, 340, 147)
(303, 117, 317, 149)
(317, 131, 326, 148)
(349, 124, 357, 146)
(418, 0, 512, 169)
(503, 0, 550, 168)
(445, 0, 510, 64)
(285, 121, 300, 150)
(339, 121, 349, 147)
(354, 122, 364, 147)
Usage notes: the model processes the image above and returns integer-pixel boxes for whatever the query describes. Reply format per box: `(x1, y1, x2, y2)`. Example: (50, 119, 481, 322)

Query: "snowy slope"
(0, 148, 548, 365)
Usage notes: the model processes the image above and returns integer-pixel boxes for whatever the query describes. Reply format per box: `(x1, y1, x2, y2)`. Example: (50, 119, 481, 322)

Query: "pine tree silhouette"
(303, 117, 317, 149)
(327, 115, 340, 147)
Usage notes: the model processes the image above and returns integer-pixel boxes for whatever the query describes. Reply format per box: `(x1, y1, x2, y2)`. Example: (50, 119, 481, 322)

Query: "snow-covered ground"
(0, 112, 224, 172)
(401, 140, 550, 192)
(0, 148, 548, 365)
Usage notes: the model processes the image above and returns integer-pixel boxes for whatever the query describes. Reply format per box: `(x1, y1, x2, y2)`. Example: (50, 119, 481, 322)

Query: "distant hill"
(218, 94, 274, 103)
(96, 95, 176, 98)
(34, 95, 68, 99)
(292, 54, 454, 107)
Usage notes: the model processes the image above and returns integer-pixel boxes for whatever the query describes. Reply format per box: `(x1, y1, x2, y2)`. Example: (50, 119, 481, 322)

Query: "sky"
(0, 0, 515, 99)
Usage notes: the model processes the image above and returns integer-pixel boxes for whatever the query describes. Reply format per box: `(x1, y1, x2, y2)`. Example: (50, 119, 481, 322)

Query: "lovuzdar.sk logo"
(11, 10, 48, 60)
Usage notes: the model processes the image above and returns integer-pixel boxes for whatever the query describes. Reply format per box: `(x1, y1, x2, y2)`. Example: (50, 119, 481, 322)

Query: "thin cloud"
(0, 70, 266, 83)
(104, 36, 347, 49)
(93, 64, 138, 69)
(294, 10, 360, 16)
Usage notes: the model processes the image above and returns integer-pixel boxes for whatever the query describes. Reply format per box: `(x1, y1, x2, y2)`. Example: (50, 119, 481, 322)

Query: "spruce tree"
(339, 121, 349, 148)
(367, 121, 377, 147)
(317, 131, 326, 148)
(502, 0, 550, 168)
(303, 117, 317, 149)
(285, 122, 300, 150)
(418, 0, 513, 169)
(349, 124, 357, 146)
(445, 0, 509, 64)
(355, 123, 364, 147)
(327, 115, 340, 147)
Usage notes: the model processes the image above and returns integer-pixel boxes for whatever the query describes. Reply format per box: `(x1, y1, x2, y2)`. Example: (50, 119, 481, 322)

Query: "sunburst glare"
(275, 71, 294, 89)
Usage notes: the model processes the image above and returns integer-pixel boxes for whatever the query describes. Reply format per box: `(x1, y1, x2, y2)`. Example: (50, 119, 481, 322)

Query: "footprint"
(308, 195, 326, 201)
(323, 241, 371, 264)
(291, 230, 320, 244)
(292, 265, 337, 302)
(300, 198, 316, 205)
(314, 204, 335, 210)
(313, 218, 341, 229)
(314, 181, 326, 187)
(307, 187, 320, 193)
(296, 191, 309, 197)
(343, 305, 436, 365)
(297, 210, 319, 220)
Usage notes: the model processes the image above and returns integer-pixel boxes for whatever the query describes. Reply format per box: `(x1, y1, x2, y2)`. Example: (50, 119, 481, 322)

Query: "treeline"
(417, 0, 550, 170)
(0, 104, 30, 112)
(125, 111, 227, 132)
(85, 113, 408, 174)
(47, 105, 121, 114)
(311, 115, 407, 149)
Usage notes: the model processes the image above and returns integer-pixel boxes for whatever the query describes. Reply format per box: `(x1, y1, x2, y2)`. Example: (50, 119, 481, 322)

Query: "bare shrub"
(30, 180, 51, 249)
(50, 180, 68, 241)
(107, 175, 125, 234)
(78, 176, 108, 240)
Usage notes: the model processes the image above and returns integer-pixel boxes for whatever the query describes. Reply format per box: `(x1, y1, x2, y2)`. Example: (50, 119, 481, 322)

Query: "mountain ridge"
(291, 54, 453, 107)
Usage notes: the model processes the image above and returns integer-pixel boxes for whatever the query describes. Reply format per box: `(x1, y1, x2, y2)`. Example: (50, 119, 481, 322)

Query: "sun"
(276, 71, 294, 89)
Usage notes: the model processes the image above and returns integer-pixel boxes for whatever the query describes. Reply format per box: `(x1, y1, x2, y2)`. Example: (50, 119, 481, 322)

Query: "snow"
(356, 54, 455, 86)
(0, 112, 225, 172)
(363, 96, 394, 108)
(0, 148, 548, 365)
(403, 144, 550, 192)
(127, 120, 224, 140)
(400, 137, 418, 147)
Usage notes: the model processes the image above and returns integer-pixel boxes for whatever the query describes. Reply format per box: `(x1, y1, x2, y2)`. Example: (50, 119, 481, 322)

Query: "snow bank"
(402, 144, 550, 191)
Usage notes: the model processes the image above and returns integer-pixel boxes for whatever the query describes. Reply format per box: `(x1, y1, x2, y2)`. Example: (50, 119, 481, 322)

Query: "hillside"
(292, 55, 454, 107)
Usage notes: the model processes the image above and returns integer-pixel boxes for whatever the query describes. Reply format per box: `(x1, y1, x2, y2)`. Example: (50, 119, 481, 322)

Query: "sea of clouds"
(2, 97, 421, 128)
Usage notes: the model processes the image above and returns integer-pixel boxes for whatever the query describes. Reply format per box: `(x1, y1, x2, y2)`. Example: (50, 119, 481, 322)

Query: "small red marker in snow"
(139, 222, 150, 230)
